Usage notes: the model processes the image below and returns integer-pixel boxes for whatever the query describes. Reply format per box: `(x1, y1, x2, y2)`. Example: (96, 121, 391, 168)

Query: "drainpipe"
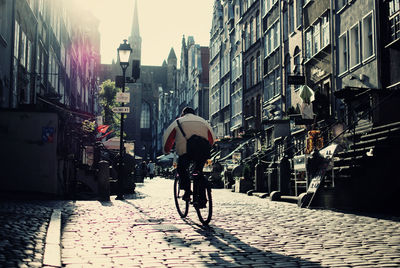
(374, 0, 382, 91)
(330, 0, 336, 119)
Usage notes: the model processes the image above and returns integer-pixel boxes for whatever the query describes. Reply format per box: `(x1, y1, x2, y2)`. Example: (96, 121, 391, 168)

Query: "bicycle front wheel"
(174, 176, 189, 218)
(195, 184, 212, 226)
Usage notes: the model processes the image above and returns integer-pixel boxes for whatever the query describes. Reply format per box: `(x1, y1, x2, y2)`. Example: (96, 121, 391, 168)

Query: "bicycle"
(173, 164, 213, 225)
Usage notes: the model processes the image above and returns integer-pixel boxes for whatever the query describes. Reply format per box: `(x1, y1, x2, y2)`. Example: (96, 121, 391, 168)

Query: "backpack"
(176, 119, 211, 162)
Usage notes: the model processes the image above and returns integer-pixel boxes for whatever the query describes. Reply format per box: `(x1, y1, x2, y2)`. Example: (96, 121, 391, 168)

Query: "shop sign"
(112, 107, 130, 113)
(116, 92, 130, 103)
(287, 75, 305, 85)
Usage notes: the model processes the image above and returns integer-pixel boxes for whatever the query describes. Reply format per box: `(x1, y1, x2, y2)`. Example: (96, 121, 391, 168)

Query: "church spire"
(131, 0, 140, 38)
(129, 0, 142, 62)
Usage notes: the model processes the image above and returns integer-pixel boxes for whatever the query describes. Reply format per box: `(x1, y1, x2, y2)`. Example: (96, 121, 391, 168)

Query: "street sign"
(287, 75, 305, 85)
(112, 107, 130, 113)
(116, 92, 130, 103)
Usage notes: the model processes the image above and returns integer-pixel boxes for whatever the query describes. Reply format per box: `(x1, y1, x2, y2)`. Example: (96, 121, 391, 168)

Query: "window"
(362, 12, 374, 60)
(256, 13, 260, 40)
(296, 0, 303, 28)
(337, 0, 347, 10)
(338, 33, 348, 74)
(294, 47, 301, 74)
(245, 62, 250, 89)
(349, 23, 360, 68)
(389, 0, 400, 16)
(264, 22, 280, 56)
(275, 68, 281, 97)
(305, 29, 312, 59)
(20, 31, 26, 67)
(251, 57, 256, 86)
(265, 0, 278, 13)
(140, 102, 150, 128)
(232, 58, 237, 80)
(257, 53, 261, 82)
(313, 21, 320, 55)
(273, 23, 279, 48)
(264, 68, 281, 101)
(231, 88, 242, 129)
(221, 80, 230, 108)
(289, 1, 295, 34)
(321, 14, 330, 48)
(283, 9, 288, 41)
(14, 22, 20, 59)
(252, 17, 256, 44)
(210, 89, 220, 116)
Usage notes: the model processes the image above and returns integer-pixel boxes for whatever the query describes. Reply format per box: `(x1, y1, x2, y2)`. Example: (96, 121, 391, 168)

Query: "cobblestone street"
(59, 177, 400, 267)
(1, 177, 400, 267)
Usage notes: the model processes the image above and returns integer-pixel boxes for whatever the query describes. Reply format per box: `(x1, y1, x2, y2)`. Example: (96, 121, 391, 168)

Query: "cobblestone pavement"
(0, 200, 62, 267)
(60, 177, 400, 268)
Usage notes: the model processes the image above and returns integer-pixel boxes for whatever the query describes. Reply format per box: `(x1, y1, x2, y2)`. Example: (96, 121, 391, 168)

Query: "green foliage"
(98, 79, 128, 138)
(82, 120, 96, 133)
(99, 80, 119, 127)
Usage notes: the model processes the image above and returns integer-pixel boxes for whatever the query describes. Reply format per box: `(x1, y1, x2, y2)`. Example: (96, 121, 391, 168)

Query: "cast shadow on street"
(163, 218, 322, 267)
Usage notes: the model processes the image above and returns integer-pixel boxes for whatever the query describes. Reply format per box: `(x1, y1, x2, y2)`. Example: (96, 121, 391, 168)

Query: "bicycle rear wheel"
(195, 182, 212, 226)
(174, 176, 189, 218)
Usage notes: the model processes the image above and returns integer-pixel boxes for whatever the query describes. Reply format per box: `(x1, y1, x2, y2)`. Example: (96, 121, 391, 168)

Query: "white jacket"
(163, 114, 215, 156)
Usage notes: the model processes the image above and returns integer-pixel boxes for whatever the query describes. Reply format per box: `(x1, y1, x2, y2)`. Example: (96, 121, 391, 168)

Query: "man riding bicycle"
(163, 107, 215, 206)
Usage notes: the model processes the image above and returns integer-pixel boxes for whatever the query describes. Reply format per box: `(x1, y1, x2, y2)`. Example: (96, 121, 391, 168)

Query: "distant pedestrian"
(141, 161, 147, 180)
(148, 161, 155, 179)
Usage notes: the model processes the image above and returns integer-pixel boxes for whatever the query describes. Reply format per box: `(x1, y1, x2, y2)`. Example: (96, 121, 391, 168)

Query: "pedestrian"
(162, 106, 215, 208)
(141, 161, 147, 180)
(147, 161, 155, 179)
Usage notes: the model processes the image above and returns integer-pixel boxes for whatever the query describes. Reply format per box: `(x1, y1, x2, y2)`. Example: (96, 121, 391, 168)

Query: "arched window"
(140, 102, 150, 129)
(293, 46, 301, 74)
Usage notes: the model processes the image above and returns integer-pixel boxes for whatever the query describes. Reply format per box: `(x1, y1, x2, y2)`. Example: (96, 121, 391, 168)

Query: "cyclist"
(163, 107, 215, 206)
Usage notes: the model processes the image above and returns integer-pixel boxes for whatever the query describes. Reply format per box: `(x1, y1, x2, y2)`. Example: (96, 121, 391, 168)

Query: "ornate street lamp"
(116, 39, 132, 200)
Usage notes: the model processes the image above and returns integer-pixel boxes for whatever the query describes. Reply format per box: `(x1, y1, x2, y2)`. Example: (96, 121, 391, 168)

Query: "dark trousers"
(177, 153, 206, 192)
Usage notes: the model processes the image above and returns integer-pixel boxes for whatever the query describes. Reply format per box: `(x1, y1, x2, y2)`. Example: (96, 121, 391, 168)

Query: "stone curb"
(43, 209, 61, 267)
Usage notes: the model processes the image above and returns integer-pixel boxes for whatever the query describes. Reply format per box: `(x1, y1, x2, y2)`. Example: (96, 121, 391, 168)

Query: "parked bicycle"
(173, 164, 212, 225)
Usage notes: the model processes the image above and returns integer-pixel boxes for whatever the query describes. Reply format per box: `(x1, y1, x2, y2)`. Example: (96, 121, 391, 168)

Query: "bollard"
(98, 160, 110, 201)
(255, 160, 266, 192)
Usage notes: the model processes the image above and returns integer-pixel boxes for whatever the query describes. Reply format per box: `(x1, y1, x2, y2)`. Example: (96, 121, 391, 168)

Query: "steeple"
(167, 48, 177, 67)
(129, 0, 142, 62)
(168, 48, 177, 61)
(131, 0, 140, 37)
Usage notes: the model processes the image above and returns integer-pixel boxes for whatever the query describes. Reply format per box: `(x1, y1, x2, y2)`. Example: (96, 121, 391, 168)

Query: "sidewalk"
(0, 200, 62, 267)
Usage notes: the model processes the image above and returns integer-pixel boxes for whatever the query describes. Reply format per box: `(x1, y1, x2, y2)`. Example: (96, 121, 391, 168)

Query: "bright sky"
(76, 0, 214, 67)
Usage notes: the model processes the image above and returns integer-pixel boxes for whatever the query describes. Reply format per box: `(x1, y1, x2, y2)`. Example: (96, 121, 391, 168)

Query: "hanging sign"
(112, 107, 130, 113)
(116, 92, 130, 103)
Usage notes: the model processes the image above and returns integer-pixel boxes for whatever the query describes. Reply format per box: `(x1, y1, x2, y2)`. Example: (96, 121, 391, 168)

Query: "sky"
(76, 0, 215, 67)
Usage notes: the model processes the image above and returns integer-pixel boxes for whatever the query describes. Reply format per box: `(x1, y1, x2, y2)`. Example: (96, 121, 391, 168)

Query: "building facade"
(0, 0, 101, 196)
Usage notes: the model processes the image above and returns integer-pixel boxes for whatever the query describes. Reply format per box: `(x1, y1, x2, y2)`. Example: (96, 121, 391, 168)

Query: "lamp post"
(116, 39, 132, 200)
